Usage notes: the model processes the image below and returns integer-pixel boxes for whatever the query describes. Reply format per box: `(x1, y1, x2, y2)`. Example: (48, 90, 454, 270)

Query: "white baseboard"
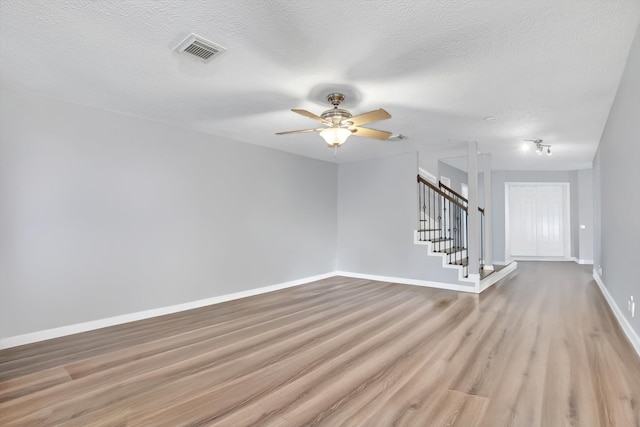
(499, 258, 592, 265)
(0, 272, 336, 350)
(512, 256, 573, 262)
(334, 271, 476, 293)
(592, 271, 640, 358)
(477, 261, 518, 293)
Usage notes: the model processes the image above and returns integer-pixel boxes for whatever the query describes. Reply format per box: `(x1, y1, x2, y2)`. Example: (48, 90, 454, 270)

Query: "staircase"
(415, 175, 484, 280)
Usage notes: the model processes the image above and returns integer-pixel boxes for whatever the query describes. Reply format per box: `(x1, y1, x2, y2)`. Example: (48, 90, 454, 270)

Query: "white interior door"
(535, 185, 565, 256)
(506, 183, 569, 258)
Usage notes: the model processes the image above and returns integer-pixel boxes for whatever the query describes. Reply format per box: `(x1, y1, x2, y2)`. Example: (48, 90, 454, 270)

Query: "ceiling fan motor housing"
(321, 108, 353, 126)
(327, 93, 345, 107)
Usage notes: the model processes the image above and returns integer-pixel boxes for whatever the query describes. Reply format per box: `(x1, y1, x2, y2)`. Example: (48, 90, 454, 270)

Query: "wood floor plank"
(204, 295, 476, 427)
(1, 285, 417, 424)
(0, 277, 377, 380)
(297, 295, 484, 426)
(415, 389, 489, 427)
(63, 280, 393, 380)
(88, 292, 446, 426)
(0, 367, 71, 404)
(1, 262, 639, 426)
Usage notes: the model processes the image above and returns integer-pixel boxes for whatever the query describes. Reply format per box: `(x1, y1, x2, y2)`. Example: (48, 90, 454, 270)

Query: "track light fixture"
(525, 139, 552, 156)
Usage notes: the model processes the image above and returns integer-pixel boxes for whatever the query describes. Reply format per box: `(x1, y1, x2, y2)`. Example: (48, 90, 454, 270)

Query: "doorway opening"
(505, 182, 571, 260)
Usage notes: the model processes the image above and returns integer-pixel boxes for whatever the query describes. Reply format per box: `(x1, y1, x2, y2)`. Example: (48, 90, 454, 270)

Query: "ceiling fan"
(276, 93, 392, 148)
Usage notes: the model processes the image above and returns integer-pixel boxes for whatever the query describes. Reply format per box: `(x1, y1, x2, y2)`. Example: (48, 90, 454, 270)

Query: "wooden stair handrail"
(439, 181, 467, 204)
(438, 180, 485, 214)
(417, 175, 468, 212)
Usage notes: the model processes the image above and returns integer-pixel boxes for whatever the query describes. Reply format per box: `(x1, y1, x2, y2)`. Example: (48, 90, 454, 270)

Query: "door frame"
(505, 182, 571, 261)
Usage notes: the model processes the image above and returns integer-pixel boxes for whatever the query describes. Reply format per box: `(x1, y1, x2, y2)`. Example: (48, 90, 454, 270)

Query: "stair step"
(429, 238, 452, 244)
(437, 247, 466, 254)
(449, 257, 469, 267)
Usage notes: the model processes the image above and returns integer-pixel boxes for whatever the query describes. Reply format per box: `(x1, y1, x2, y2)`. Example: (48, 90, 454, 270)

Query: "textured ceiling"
(1, 0, 639, 170)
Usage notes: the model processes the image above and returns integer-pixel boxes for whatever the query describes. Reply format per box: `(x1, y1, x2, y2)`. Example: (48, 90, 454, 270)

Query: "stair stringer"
(414, 230, 479, 286)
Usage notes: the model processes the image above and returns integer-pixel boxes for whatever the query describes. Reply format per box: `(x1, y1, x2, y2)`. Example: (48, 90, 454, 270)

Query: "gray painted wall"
(593, 22, 640, 337)
(0, 89, 338, 338)
(438, 160, 485, 207)
(337, 153, 472, 287)
(593, 152, 602, 275)
(438, 160, 468, 194)
(577, 169, 594, 262)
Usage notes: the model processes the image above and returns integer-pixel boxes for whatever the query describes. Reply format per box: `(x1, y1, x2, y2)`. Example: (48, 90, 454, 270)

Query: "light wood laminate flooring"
(1, 261, 639, 426)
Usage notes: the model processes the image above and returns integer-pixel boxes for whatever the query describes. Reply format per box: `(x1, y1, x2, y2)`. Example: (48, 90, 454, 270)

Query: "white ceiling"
(1, 1, 639, 170)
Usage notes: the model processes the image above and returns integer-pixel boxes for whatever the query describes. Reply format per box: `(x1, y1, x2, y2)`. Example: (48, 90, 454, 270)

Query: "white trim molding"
(477, 262, 518, 293)
(512, 256, 573, 262)
(593, 270, 640, 358)
(0, 272, 336, 350)
(336, 265, 517, 296)
(335, 271, 476, 293)
(418, 167, 437, 184)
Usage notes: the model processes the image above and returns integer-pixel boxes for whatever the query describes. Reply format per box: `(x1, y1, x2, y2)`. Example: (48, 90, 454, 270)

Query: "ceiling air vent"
(388, 134, 408, 141)
(175, 34, 225, 63)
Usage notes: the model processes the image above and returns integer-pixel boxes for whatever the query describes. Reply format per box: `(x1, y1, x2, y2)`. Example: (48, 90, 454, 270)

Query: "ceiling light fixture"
(525, 139, 552, 157)
(320, 127, 352, 147)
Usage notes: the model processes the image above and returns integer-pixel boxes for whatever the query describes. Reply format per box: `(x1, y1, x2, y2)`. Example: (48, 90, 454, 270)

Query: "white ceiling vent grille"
(175, 34, 225, 63)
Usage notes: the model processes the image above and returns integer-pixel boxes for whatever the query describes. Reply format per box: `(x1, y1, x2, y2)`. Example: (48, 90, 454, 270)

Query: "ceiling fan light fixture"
(320, 127, 351, 147)
(277, 93, 393, 146)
